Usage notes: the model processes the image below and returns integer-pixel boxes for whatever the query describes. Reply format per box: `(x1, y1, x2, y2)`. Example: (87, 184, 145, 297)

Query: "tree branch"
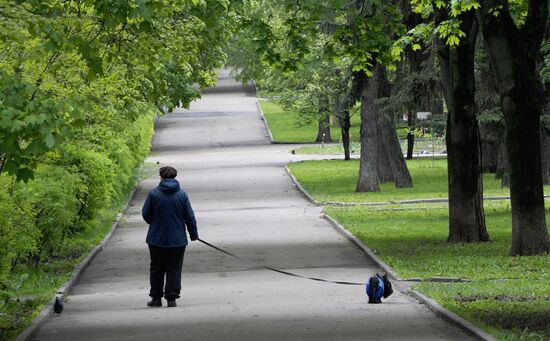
(29, 51, 61, 102)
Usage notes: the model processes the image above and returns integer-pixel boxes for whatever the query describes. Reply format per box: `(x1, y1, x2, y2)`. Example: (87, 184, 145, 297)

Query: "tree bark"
(541, 121, 550, 185)
(377, 132, 394, 183)
(341, 111, 351, 160)
(495, 142, 510, 188)
(381, 116, 413, 187)
(478, 0, 550, 255)
(378, 64, 413, 188)
(479, 121, 500, 173)
(406, 112, 415, 159)
(356, 68, 380, 192)
(315, 113, 332, 143)
(437, 9, 489, 243)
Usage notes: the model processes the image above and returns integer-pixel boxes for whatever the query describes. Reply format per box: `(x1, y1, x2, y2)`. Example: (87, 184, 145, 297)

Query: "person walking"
(142, 166, 198, 307)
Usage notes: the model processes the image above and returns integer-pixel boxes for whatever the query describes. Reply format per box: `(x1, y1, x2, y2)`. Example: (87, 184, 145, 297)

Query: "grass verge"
(287, 158, 550, 203)
(324, 203, 550, 340)
(0, 163, 155, 340)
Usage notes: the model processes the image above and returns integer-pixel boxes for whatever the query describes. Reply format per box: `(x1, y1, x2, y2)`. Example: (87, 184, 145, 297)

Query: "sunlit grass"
(288, 158, 543, 203)
(259, 100, 361, 143)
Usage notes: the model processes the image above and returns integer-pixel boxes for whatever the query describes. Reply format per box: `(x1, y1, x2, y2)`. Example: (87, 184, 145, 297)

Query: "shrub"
(0, 175, 39, 289)
(19, 164, 84, 259)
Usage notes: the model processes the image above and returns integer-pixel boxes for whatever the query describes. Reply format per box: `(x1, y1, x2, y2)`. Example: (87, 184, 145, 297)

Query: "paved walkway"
(35, 71, 473, 340)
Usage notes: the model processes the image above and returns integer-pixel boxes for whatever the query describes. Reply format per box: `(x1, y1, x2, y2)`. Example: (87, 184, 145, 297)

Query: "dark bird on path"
(54, 297, 64, 315)
(291, 150, 295, 154)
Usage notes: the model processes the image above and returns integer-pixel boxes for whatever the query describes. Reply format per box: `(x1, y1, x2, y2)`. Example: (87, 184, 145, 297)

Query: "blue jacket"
(142, 179, 198, 247)
(366, 275, 385, 299)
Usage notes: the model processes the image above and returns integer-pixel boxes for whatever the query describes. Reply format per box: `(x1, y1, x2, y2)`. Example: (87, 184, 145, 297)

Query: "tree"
(335, 68, 360, 161)
(355, 63, 413, 191)
(0, 0, 233, 181)
(477, 0, 550, 255)
(400, 0, 492, 242)
(230, 0, 412, 189)
(435, 6, 489, 242)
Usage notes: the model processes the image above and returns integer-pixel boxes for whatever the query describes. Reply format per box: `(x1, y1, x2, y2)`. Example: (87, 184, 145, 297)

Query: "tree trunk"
(478, 1, 550, 255)
(437, 9, 489, 243)
(377, 132, 394, 183)
(332, 115, 341, 128)
(381, 116, 413, 187)
(406, 112, 415, 159)
(503, 89, 550, 254)
(356, 68, 380, 192)
(481, 139, 499, 173)
(541, 124, 550, 185)
(341, 111, 351, 160)
(495, 142, 510, 188)
(315, 114, 332, 143)
(479, 121, 500, 173)
(431, 98, 444, 116)
(378, 65, 413, 188)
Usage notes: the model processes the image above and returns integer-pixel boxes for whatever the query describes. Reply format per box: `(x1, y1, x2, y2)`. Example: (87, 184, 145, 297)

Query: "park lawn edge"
(258, 99, 362, 143)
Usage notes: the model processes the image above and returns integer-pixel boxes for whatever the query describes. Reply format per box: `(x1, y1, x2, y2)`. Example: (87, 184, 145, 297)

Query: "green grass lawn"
(259, 100, 361, 143)
(287, 158, 547, 203)
(325, 203, 550, 340)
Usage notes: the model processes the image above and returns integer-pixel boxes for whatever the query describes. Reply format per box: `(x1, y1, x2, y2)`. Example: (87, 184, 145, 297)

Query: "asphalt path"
(34, 70, 473, 341)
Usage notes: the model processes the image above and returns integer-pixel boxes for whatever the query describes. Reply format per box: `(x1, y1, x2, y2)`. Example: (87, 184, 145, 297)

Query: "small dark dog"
(366, 273, 393, 304)
(367, 276, 383, 303)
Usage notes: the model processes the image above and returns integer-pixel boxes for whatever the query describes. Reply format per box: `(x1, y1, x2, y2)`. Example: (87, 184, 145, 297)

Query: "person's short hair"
(159, 166, 177, 179)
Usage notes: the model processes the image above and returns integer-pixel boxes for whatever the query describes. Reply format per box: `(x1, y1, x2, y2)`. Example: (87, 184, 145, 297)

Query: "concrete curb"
(322, 214, 402, 282)
(16, 185, 139, 341)
(285, 163, 495, 340)
(252, 81, 275, 144)
(322, 199, 494, 341)
(284, 165, 318, 204)
(409, 290, 497, 341)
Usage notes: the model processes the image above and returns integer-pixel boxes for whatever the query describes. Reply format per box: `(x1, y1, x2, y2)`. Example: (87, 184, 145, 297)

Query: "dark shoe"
(167, 299, 177, 307)
(147, 298, 162, 307)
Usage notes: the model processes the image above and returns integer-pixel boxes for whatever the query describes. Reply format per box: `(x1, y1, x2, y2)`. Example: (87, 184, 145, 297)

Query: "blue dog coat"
(366, 274, 385, 303)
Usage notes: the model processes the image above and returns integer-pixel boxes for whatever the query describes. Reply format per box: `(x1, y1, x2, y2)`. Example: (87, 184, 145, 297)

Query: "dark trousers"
(148, 245, 186, 300)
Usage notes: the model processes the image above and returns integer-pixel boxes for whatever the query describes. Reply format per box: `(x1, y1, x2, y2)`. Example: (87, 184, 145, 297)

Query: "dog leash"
(198, 238, 364, 286)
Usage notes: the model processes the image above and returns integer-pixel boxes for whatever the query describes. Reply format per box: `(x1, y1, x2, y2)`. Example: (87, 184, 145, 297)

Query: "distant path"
(35, 70, 473, 340)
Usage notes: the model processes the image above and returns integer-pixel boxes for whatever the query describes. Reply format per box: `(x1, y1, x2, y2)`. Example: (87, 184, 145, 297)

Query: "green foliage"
(0, 176, 38, 288)
(229, 0, 409, 134)
(0, 108, 155, 336)
(0, 0, 233, 180)
(19, 164, 83, 257)
(0, 0, 235, 335)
